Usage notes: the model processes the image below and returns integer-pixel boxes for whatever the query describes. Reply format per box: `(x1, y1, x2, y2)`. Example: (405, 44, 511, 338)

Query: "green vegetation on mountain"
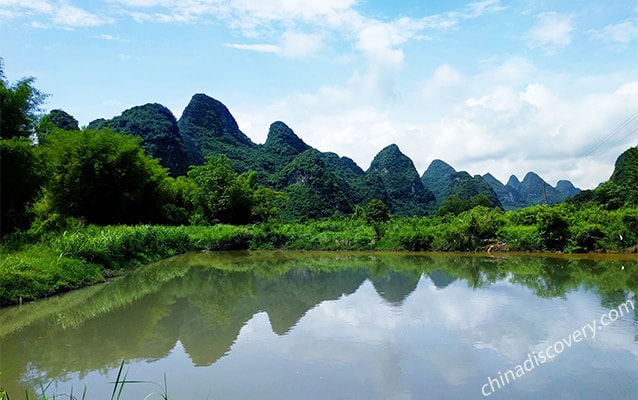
(421, 160, 501, 210)
(261, 121, 312, 173)
(178, 93, 257, 171)
(38, 109, 79, 133)
(88, 103, 189, 176)
(482, 171, 580, 210)
(272, 149, 353, 219)
(483, 173, 524, 210)
(365, 144, 437, 216)
(517, 171, 567, 206)
(555, 180, 580, 197)
(320, 152, 367, 206)
(1, 60, 636, 305)
(569, 146, 638, 210)
(421, 159, 457, 204)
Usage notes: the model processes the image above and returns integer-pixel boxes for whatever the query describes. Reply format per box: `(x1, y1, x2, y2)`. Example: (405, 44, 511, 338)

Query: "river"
(0, 251, 636, 399)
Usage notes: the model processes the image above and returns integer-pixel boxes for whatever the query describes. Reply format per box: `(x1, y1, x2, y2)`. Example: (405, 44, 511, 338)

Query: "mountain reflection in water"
(1, 251, 636, 400)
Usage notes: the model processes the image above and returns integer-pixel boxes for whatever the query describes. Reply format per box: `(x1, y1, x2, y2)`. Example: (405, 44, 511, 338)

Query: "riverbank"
(1, 206, 637, 306)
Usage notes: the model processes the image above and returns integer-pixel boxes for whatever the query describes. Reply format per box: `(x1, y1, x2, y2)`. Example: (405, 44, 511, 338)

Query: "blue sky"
(1, 0, 637, 189)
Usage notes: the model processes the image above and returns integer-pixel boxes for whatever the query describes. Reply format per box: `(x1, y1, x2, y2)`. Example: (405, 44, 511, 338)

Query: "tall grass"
(0, 225, 249, 306)
(1, 204, 636, 306)
(7, 361, 170, 400)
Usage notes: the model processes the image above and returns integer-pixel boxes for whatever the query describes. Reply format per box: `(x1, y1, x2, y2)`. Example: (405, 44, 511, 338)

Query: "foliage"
(187, 155, 256, 225)
(37, 128, 169, 225)
(535, 205, 570, 250)
(0, 59, 48, 139)
(36, 109, 79, 138)
(365, 144, 436, 216)
(497, 225, 542, 251)
(437, 193, 495, 216)
(88, 103, 189, 177)
(363, 199, 390, 223)
(274, 149, 353, 220)
(0, 138, 44, 236)
(252, 187, 288, 222)
(177, 93, 257, 170)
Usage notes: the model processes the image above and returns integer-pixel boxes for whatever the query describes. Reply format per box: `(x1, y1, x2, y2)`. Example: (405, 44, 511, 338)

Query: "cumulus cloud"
(527, 12, 574, 53)
(236, 53, 638, 189)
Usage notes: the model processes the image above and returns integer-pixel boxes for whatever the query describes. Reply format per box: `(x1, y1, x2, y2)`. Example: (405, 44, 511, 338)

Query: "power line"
(578, 110, 638, 161)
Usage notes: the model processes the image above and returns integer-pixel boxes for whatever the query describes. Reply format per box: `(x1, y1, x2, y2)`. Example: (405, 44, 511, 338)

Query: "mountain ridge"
(70, 93, 584, 216)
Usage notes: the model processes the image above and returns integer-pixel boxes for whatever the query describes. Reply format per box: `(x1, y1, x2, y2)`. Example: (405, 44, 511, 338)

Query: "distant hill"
(272, 149, 353, 219)
(366, 144, 437, 216)
(517, 172, 567, 206)
(482, 173, 524, 210)
(258, 121, 312, 180)
(177, 93, 258, 171)
(569, 146, 637, 209)
(555, 180, 580, 197)
(420, 159, 456, 205)
(421, 160, 501, 208)
(482, 172, 580, 210)
(609, 146, 638, 206)
(77, 93, 589, 217)
(40, 109, 79, 131)
(87, 103, 188, 176)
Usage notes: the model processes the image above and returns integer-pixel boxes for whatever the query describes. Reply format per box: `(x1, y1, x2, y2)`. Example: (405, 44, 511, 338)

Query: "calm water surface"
(1, 252, 636, 399)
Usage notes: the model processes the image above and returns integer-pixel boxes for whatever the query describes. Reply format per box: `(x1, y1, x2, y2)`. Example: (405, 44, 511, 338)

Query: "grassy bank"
(1, 204, 636, 306)
(0, 225, 252, 306)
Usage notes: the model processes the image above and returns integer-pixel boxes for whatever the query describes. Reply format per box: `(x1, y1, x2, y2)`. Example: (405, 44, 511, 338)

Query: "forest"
(1, 60, 637, 305)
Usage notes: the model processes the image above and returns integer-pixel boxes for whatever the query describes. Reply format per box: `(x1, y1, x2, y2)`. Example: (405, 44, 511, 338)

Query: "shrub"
(497, 225, 542, 251)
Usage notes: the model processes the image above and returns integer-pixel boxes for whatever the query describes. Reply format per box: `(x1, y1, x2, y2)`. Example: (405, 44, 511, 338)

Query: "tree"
(364, 199, 390, 223)
(0, 59, 48, 139)
(0, 60, 48, 237)
(252, 187, 287, 222)
(37, 128, 169, 225)
(37, 109, 79, 139)
(363, 199, 390, 241)
(187, 155, 256, 225)
(437, 194, 469, 216)
(536, 206, 569, 251)
(0, 139, 44, 236)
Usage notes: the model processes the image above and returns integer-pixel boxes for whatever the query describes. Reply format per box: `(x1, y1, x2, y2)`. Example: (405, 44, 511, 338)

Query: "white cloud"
(463, 0, 507, 19)
(279, 31, 324, 59)
(53, 2, 111, 27)
(226, 31, 323, 59)
(591, 19, 638, 44)
(423, 64, 465, 101)
(0, 0, 111, 27)
(236, 53, 638, 189)
(225, 43, 280, 54)
(527, 12, 574, 53)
